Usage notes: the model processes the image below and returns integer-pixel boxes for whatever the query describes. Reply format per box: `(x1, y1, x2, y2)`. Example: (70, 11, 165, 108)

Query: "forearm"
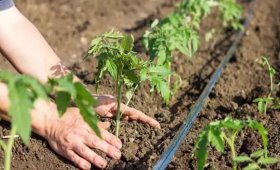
(0, 6, 62, 83)
(0, 82, 58, 138)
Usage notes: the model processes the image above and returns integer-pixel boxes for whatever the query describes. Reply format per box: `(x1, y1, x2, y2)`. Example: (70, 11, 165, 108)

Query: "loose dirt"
(0, 0, 279, 169)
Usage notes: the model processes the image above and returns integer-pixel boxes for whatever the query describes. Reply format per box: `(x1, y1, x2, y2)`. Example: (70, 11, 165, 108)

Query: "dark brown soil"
(0, 0, 280, 169)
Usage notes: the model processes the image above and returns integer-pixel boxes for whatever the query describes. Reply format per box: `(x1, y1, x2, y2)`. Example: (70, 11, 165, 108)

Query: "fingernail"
(84, 163, 91, 169)
(157, 124, 161, 129)
(115, 140, 122, 149)
(98, 160, 107, 168)
(113, 151, 121, 159)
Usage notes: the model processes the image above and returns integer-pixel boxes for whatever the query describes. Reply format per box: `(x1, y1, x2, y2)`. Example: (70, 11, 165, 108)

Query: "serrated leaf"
(257, 157, 278, 165)
(56, 91, 71, 116)
(121, 35, 134, 52)
(209, 128, 224, 152)
(106, 60, 118, 80)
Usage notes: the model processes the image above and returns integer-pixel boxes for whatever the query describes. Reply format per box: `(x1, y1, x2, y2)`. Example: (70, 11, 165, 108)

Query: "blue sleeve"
(0, 0, 14, 11)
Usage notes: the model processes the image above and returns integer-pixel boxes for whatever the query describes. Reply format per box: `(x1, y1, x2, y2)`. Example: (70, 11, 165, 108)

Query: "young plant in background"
(0, 72, 100, 170)
(218, 0, 244, 30)
(143, 0, 243, 104)
(194, 117, 278, 170)
(254, 57, 277, 115)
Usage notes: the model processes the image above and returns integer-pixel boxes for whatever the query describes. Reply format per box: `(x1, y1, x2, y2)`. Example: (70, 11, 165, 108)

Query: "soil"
(0, 0, 280, 170)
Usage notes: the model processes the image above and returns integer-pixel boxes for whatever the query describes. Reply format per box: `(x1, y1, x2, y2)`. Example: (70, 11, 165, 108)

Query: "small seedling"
(234, 149, 278, 170)
(218, 0, 244, 30)
(194, 117, 278, 170)
(85, 30, 151, 137)
(143, 0, 243, 103)
(254, 57, 277, 115)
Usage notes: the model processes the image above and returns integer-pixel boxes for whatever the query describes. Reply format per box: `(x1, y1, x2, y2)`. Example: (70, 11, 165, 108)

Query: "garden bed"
(0, 0, 280, 169)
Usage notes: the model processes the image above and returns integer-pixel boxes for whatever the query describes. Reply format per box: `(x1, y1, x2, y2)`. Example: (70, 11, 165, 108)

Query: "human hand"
(44, 107, 122, 169)
(94, 95, 161, 128)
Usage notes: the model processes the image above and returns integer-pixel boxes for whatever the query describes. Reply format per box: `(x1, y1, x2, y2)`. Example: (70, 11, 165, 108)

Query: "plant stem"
(4, 125, 17, 170)
(223, 133, 237, 170)
(120, 85, 138, 118)
(263, 58, 274, 115)
(0, 139, 7, 151)
(115, 72, 122, 137)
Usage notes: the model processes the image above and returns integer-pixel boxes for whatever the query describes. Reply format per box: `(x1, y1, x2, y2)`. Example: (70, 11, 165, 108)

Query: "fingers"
(120, 105, 161, 129)
(82, 123, 122, 150)
(98, 121, 111, 129)
(100, 128, 122, 149)
(65, 150, 91, 170)
(83, 132, 121, 160)
(73, 144, 107, 169)
(95, 106, 114, 117)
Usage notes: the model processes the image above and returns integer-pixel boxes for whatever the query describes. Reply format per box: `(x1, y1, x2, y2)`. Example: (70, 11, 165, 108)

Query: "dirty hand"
(44, 107, 122, 169)
(94, 95, 161, 128)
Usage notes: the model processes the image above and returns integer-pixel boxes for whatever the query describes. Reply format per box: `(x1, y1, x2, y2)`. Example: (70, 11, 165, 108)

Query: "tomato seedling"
(218, 0, 244, 30)
(194, 117, 278, 170)
(254, 57, 277, 115)
(0, 72, 100, 170)
(85, 30, 151, 136)
(143, 0, 243, 103)
(0, 71, 48, 170)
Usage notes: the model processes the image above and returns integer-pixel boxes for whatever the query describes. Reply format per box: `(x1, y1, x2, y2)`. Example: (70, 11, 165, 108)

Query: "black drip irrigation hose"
(153, 2, 257, 169)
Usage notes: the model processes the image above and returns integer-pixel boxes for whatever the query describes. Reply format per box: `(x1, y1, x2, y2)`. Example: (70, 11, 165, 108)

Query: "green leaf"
(75, 97, 100, 137)
(123, 70, 139, 84)
(159, 79, 170, 104)
(234, 156, 252, 162)
(106, 60, 118, 80)
(250, 149, 265, 158)
(157, 46, 167, 65)
(149, 65, 170, 76)
(53, 74, 76, 97)
(74, 83, 96, 106)
(257, 157, 278, 165)
(56, 91, 71, 116)
(195, 131, 209, 170)
(269, 67, 276, 76)
(20, 76, 48, 99)
(8, 80, 32, 145)
(151, 19, 159, 28)
(221, 117, 243, 130)
(246, 119, 268, 155)
(209, 128, 224, 152)
(121, 35, 134, 52)
(243, 163, 260, 170)
(256, 99, 265, 113)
